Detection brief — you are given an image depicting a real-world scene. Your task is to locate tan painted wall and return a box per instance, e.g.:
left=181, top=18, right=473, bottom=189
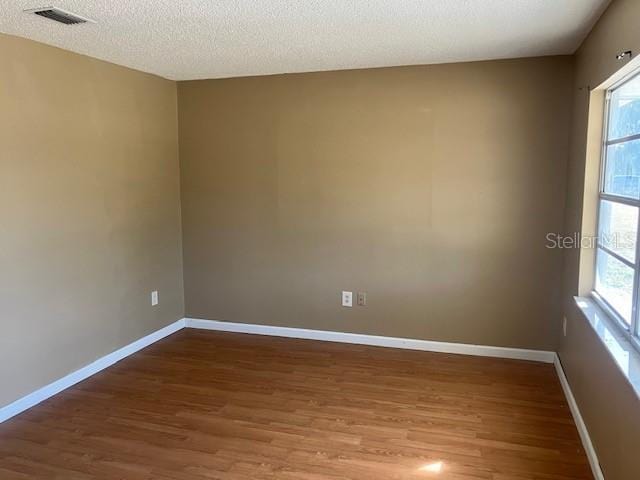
left=0, top=34, right=184, bottom=407
left=560, top=1, right=640, bottom=479
left=178, top=57, right=573, bottom=351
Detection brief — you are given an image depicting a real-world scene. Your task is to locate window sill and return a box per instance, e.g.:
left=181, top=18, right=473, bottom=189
left=574, top=296, right=640, bottom=397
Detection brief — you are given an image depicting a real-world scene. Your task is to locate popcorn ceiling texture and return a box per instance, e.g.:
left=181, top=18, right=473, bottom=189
left=0, top=0, right=609, bottom=80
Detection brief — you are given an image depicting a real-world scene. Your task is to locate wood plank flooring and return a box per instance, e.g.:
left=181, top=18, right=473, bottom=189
left=0, top=329, right=592, bottom=479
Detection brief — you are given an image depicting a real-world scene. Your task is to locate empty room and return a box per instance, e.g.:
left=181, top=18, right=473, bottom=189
left=1, top=1, right=639, bottom=479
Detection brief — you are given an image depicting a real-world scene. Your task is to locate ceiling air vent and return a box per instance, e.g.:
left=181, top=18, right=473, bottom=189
left=24, top=6, right=95, bottom=25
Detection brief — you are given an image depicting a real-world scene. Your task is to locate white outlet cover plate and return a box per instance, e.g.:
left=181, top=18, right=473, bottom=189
left=342, top=291, right=353, bottom=307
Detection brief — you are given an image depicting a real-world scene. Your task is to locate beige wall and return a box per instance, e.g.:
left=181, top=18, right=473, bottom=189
left=178, top=57, right=573, bottom=350
left=0, top=34, right=184, bottom=407
left=560, top=1, right=640, bottom=479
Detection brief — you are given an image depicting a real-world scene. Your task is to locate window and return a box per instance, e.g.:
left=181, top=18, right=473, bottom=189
left=594, top=71, right=640, bottom=345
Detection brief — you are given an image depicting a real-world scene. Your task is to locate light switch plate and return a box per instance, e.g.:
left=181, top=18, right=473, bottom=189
left=151, top=290, right=159, bottom=306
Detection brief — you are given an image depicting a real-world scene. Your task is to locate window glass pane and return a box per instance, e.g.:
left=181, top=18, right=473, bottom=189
left=595, top=249, right=634, bottom=325
left=608, top=74, right=640, bottom=140
left=598, top=200, right=638, bottom=262
left=603, top=139, right=640, bottom=198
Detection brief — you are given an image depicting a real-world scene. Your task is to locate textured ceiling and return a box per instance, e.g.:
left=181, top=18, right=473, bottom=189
left=0, top=1, right=609, bottom=81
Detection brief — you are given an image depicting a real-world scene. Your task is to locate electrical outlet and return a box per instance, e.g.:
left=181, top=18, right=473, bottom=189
left=563, top=316, right=567, bottom=337
left=151, top=290, right=159, bottom=306
left=357, top=292, right=366, bottom=306
left=342, top=291, right=353, bottom=307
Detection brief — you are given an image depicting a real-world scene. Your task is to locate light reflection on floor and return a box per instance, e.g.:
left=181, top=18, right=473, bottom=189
left=418, top=461, right=443, bottom=474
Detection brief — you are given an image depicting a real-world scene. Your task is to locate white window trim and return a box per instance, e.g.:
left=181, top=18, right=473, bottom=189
left=592, top=68, right=640, bottom=354
left=575, top=296, right=640, bottom=399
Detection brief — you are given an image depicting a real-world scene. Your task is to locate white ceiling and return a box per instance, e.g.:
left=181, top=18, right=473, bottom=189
left=0, top=0, right=610, bottom=81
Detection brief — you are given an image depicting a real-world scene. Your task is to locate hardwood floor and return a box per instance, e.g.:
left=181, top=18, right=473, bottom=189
left=0, top=329, right=592, bottom=479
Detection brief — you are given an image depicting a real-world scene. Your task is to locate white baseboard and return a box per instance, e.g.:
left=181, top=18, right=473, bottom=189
left=554, top=355, right=604, bottom=480
left=184, top=318, right=556, bottom=363
left=0, top=318, right=185, bottom=424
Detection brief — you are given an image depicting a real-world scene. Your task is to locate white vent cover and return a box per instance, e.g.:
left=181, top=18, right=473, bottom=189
left=24, top=6, right=95, bottom=25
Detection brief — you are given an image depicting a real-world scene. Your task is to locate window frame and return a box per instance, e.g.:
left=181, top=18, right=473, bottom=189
left=593, top=69, right=640, bottom=351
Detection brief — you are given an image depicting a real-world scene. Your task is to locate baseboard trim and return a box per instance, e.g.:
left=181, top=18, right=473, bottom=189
left=0, top=318, right=185, bottom=424
left=184, top=318, right=556, bottom=363
left=554, top=355, right=604, bottom=480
